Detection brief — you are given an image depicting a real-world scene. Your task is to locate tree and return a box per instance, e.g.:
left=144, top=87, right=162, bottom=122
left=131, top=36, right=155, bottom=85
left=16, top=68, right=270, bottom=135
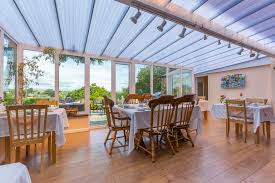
left=43, top=89, right=55, bottom=97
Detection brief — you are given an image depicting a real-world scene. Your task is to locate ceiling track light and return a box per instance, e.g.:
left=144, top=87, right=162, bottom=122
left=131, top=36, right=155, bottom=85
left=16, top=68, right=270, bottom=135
left=217, top=40, right=221, bottom=45
left=203, top=34, right=208, bottom=40
left=131, top=9, right=141, bottom=24
left=157, top=19, right=167, bottom=32
left=250, top=50, right=256, bottom=57
left=237, top=47, right=244, bottom=55
left=179, top=26, right=187, bottom=38
left=228, top=42, right=231, bottom=48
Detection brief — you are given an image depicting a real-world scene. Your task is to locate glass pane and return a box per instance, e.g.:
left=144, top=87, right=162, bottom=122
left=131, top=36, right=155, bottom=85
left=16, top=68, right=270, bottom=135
left=153, top=66, right=166, bottom=96
left=182, top=70, right=192, bottom=95
left=22, top=50, right=54, bottom=104
left=135, top=64, right=150, bottom=95
left=59, top=55, right=85, bottom=112
left=90, top=59, right=111, bottom=127
left=168, top=68, right=182, bottom=97
left=3, top=35, right=17, bottom=105
left=116, top=63, right=129, bottom=103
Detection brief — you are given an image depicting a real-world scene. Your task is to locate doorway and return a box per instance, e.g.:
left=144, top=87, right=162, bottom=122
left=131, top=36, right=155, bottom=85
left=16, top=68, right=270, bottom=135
left=196, top=76, right=208, bottom=100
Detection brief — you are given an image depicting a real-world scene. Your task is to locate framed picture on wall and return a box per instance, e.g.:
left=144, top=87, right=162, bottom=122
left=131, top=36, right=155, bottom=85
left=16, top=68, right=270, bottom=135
left=221, top=74, right=245, bottom=89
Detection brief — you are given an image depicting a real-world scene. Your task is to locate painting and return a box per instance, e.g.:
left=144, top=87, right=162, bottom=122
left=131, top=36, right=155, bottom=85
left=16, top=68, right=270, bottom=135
left=221, top=74, right=245, bottom=89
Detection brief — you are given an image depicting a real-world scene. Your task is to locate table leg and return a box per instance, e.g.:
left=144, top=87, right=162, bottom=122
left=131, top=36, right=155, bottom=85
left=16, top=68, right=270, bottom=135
left=203, top=111, right=207, bottom=120
left=266, top=121, right=271, bottom=139
left=4, top=137, right=11, bottom=163
left=52, top=131, right=56, bottom=164
left=255, top=127, right=260, bottom=144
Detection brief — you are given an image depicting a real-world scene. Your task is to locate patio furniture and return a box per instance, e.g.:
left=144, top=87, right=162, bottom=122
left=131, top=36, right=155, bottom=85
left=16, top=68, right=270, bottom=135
left=5, top=105, right=50, bottom=173
left=103, top=96, right=130, bottom=155
left=172, top=96, right=195, bottom=150
left=0, top=163, right=32, bottom=183
left=135, top=96, right=176, bottom=162
left=36, top=100, right=58, bottom=106
left=124, top=94, right=144, bottom=104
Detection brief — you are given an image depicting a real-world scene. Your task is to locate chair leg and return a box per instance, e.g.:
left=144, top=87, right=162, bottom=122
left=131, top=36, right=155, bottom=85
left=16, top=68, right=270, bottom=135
left=5, top=137, right=11, bottom=163
left=150, top=135, right=156, bottom=162
left=26, top=145, right=30, bottom=157
left=48, top=134, right=52, bottom=162
left=104, top=129, right=111, bottom=145
left=255, top=127, right=260, bottom=144
left=226, top=120, right=230, bottom=137
left=245, top=123, right=248, bottom=143
left=166, top=134, right=175, bottom=155
left=262, top=122, right=266, bottom=137
left=175, top=131, right=179, bottom=152
left=16, top=147, right=20, bottom=162
left=40, top=142, right=45, bottom=174
left=135, top=130, right=143, bottom=150
left=123, top=130, right=127, bottom=145
left=266, top=121, right=271, bottom=139
left=186, top=129, right=194, bottom=147
left=109, top=131, right=117, bottom=155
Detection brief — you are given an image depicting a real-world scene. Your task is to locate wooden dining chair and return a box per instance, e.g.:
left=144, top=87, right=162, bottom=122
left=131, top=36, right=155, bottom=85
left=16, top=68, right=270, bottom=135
left=103, top=96, right=130, bottom=155
left=135, top=96, right=176, bottom=162
left=124, top=94, right=144, bottom=104
left=225, top=99, right=254, bottom=143
left=5, top=105, right=51, bottom=173
left=245, top=98, right=268, bottom=105
left=172, top=96, right=195, bottom=150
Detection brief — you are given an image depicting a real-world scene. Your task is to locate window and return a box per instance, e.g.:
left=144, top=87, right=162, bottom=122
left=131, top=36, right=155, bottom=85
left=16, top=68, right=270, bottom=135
left=3, top=35, right=17, bottom=105
left=135, top=64, right=150, bottom=95
left=115, top=63, right=129, bottom=103
left=168, top=68, right=181, bottom=97
left=22, top=50, right=54, bottom=104
left=153, top=66, right=166, bottom=96
left=59, top=55, right=85, bottom=112
left=182, top=70, right=192, bottom=95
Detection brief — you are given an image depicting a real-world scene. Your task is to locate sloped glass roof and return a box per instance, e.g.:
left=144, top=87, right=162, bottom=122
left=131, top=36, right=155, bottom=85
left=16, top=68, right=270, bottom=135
left=0, top=0, right=273, bottom=73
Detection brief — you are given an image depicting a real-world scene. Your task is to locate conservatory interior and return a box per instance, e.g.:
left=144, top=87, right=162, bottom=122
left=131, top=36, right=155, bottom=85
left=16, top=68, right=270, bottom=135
left=1, top=0, right=275, bottom=183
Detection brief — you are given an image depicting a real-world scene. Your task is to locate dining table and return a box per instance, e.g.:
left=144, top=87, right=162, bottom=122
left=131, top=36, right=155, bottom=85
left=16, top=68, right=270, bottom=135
left=113, top=104, right=202, bottom=153
left=198, top=99, right=208, bottom=120
left=0, top=163, right=32, bottom=183
left=0, top=108, right=69, bottom=163
left=211, top=103, right=275, bottom=141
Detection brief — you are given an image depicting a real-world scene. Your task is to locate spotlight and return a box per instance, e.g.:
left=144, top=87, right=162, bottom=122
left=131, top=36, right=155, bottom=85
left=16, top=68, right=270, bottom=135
left=228, top=42, right=231, bottom=48
left=218, top=40, right=221, bottom=45
left=256, top=52, right=260, bottom=59
left=131, top=10, right=141, bottom=24
left=237, top=47, right=244, bottom=55
left=157, top=19, right=167, bottom=32
left=249, top=50, right=256, bottom=57
left=179, top=26, right=187, bottom=38
left=203, top=34, right=207, bottom=40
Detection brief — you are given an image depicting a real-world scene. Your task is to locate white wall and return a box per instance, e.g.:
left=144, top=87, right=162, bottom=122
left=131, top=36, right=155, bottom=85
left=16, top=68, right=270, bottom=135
left=207, top=65, right=272, bottom=109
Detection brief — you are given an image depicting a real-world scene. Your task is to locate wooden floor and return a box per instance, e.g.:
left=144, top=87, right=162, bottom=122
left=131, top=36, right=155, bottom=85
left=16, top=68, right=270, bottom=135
left=23, top=113, right=275, bottom=183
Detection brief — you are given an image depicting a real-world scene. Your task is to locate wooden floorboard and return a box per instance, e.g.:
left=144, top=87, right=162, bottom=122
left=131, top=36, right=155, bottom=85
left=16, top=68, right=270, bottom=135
left=17, top=113, right=275, bottom=183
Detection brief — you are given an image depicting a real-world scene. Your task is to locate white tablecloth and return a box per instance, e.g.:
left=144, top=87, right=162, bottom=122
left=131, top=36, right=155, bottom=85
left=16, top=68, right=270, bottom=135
left=0, top=108, right=69, bottom=147
left=0, top=163, right=32, bottom=183
left=114, top=105, right=202, bottom=153
left=211, top=103, right=275, bottom=133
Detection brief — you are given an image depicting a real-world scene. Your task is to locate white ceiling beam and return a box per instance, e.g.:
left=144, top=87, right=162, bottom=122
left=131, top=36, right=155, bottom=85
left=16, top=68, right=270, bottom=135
left=116, top=0, right=275, bottom=58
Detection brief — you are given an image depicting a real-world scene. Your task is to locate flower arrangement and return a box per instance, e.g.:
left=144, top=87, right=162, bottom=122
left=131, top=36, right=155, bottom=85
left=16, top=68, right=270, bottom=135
left=220, top=95, right=226, bottom=103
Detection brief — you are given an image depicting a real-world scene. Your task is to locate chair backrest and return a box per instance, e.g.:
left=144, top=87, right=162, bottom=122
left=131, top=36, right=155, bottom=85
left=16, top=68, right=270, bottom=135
left=142, top=93, right=154, bottom=100
left=125, top=94, right=144, bottom=104
left=246, top=98, right=267, bottom=105
left=148, top=96, right=175, bottom=132
left=6, top=105, right=48, bottom=145
left=173, top=96, right=195, bottom=127
left=225, top=99, right=247, bottom=123
left=103, top=96, right=116, bottom=128
left=36, top=100, right=58, bottom=106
